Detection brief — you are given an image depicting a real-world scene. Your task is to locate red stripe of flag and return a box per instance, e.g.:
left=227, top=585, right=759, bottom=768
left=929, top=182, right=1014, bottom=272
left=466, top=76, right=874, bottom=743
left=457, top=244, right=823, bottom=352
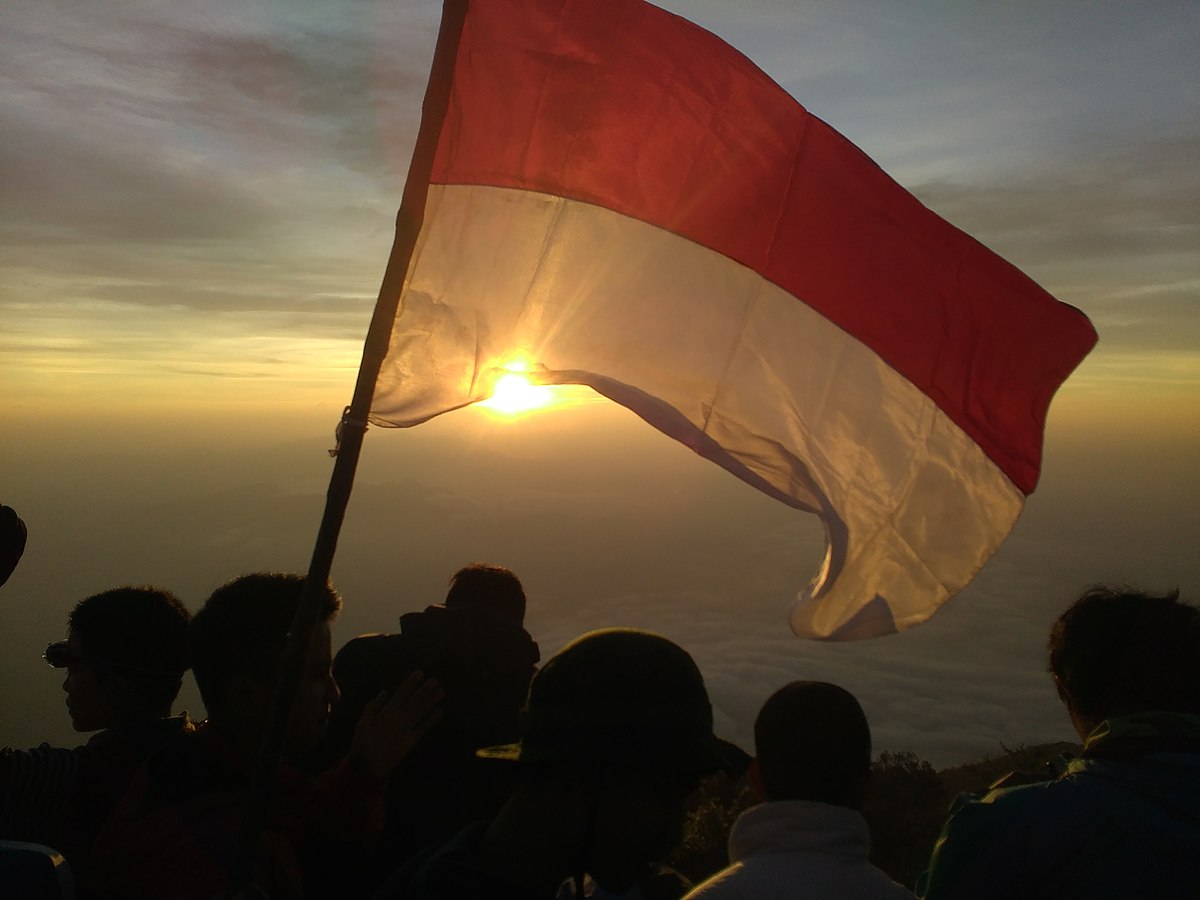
left=430, top=0, right=1097, bottom=494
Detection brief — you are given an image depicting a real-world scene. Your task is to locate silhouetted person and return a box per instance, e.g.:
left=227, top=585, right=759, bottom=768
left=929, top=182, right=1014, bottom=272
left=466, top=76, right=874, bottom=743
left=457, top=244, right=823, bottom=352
left=0, top=586, right=191, bottom=888
left=684, top=681, right=912, bottom=898
left=0, top=503, right=27, bottom=587
left=89, top=573, right=443, bottom=900
left=918, top=585, right=1200, bottom=899
left=316, top=563, right=539, bottom=878
left=375, top=627, right=737, bottom=899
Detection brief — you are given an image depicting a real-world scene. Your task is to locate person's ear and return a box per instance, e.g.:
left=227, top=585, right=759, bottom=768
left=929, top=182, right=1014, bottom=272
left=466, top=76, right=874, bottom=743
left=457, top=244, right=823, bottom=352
left=1064, top=699, right=1098, bottom=743
left=98, top=667, right=127, bottom=698
left=99, top=669, right=145, bottom=721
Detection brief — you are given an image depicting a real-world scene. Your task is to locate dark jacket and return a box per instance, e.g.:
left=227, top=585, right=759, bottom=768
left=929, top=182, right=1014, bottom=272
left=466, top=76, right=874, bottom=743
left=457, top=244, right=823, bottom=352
left=373, top=820, right=526, bottom=900
left=89, top=722, right=384, bottom=900
left=918, top=711, right=1200, bottom=899
left=0, top=714, right=191, bottom=885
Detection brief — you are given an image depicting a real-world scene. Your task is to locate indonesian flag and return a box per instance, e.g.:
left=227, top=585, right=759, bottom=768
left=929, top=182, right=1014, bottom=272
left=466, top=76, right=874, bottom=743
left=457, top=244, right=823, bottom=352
left=367, top=0, right=1097, bottom=639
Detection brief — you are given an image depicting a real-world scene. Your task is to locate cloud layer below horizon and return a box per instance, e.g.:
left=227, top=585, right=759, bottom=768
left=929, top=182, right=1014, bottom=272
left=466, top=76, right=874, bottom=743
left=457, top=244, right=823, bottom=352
left=2, top=401, right=1197, bottom=766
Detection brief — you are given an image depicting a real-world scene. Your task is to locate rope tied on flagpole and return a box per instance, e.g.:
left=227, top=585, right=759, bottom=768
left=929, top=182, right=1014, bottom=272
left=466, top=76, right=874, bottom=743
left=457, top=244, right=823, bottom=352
left=329, top=406, right=369, bottom=458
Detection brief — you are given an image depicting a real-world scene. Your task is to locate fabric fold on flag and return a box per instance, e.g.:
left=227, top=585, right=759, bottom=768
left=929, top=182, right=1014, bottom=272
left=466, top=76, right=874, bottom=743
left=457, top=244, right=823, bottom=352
left=369, top=0, right=1097, bottom=640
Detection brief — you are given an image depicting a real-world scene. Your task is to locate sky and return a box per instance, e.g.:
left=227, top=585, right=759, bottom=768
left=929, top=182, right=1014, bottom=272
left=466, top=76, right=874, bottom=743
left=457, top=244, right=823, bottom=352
left=1, top=0, right=1198, bottom=767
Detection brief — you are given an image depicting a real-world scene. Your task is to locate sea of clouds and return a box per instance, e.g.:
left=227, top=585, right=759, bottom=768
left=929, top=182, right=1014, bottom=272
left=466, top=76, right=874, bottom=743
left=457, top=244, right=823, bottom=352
left=4, top=401, right=1195, bottom=767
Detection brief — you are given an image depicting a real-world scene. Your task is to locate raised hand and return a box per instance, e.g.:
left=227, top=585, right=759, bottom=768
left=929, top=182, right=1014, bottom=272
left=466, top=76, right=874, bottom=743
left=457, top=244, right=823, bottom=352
left=348, top=670, right=444, bottom=783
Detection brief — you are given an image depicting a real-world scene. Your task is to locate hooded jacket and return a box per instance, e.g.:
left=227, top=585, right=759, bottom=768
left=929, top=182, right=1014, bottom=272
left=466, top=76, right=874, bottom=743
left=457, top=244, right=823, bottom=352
left=684, top=800, right=913, bottom=899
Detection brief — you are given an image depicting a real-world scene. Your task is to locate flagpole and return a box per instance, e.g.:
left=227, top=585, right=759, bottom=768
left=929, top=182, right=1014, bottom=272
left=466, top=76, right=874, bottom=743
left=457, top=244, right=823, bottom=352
left=230, top=0, right=470, bottom=889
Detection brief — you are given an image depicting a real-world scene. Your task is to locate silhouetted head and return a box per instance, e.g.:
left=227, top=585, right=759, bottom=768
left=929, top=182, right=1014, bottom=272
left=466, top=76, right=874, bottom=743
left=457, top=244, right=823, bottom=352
left=46, top=586, right=190, bottom=731
left=1048, top=584, right=1200, bottom=736
left=753, top=680, right=872, bottom=810
left=479, top=629, right=731, bottom=893
left=483, top=627, right=726, bottom=775
left=0, top=503, right=27, bottom=587
left=191, top=573, right=341, bottom=754
left=444, top=562, right=526, bottom=622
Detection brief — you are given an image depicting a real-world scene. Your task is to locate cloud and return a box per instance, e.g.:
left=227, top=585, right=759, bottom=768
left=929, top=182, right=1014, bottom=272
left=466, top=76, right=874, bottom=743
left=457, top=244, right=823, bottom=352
left=1, top=1, right=1196, bottom=767
left=0, top=1, right=430, bottom=261
left=913, top=134, right=1199, bottom=265
left=0, top=1, right=441, bottom=397
left=4, top=0, right=1197, bottom=408
left=906, top=132, right=1200, bottom=366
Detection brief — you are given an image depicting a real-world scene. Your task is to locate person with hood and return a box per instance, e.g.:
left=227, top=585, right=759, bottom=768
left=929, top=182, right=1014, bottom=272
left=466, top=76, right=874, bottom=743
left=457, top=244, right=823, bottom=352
left=684, top=680, right=912, bottom=898
left=918, top=585, right=1200, bottom=899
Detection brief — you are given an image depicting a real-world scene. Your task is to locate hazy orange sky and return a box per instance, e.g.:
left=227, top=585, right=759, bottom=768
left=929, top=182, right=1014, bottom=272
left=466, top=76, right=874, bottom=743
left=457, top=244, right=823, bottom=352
left=1, top=0, right=1197, bottom=763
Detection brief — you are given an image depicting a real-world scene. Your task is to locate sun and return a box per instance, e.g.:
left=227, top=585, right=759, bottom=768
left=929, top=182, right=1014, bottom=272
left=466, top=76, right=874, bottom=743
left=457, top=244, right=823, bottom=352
left=478, top=369, right=555, bottom=414
left=476, top=356, right=597, bottom=415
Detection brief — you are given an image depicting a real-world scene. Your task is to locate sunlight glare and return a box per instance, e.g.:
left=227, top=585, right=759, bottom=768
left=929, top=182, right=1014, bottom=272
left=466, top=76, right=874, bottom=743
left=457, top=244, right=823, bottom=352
left=479, top=370, right=554, bottom=414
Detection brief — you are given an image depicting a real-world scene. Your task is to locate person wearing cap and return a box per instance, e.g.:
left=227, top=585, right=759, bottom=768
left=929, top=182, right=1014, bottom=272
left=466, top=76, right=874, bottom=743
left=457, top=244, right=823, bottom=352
left=375, top=627, right=735, bottom=900
left=312, top=563, right=540, bottom=885
left=0, top=586, right=192, bottom=884
left=683, top=681, right=912, bottom=899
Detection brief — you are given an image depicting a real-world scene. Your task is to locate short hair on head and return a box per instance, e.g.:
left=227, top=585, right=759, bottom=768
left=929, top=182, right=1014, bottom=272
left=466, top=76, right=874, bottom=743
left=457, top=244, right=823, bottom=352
left=190, top=573, right=341, bottom=714
left=754, top=681, right=871, bottom=808
left=445, top=563, right=526, bottom=622
left=1048, top=584, right=1200, bottom=724
left=69, top=586, right=191, bottom=707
